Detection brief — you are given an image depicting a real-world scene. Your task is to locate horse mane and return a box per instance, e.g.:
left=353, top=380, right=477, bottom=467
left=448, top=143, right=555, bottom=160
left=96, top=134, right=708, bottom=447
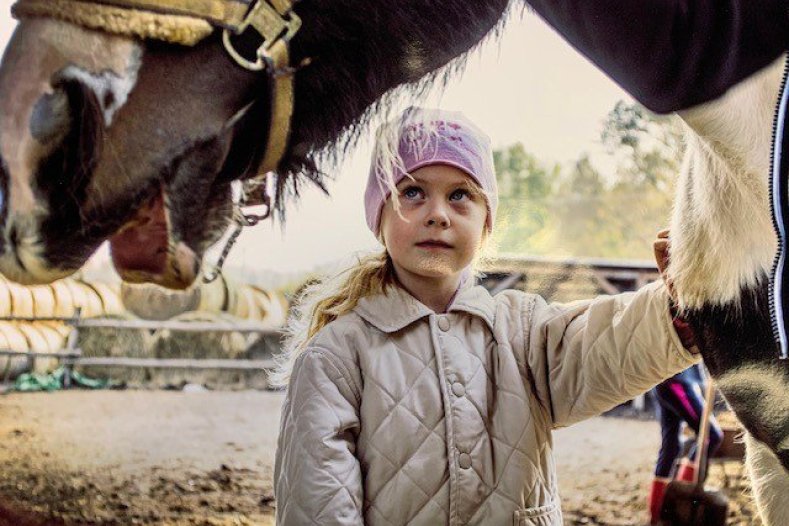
left=268, top=0, right=516, bottom=219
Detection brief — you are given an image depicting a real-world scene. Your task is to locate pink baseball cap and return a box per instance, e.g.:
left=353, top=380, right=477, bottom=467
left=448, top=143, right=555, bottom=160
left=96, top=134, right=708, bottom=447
left=364, top=107, right=498, bottom=235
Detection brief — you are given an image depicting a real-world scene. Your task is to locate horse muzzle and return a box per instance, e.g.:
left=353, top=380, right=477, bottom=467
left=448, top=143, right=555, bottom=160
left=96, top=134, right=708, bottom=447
left=109, top=187, right=201, bottom=290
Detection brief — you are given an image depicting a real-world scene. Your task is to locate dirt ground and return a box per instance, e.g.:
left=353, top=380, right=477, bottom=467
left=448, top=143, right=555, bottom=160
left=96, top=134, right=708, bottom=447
left=0, top=390, right=762, bottom=525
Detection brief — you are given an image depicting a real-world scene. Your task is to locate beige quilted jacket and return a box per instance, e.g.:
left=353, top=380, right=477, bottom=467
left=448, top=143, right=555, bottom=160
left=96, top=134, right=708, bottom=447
left=274, top=281, right=697, bottom=525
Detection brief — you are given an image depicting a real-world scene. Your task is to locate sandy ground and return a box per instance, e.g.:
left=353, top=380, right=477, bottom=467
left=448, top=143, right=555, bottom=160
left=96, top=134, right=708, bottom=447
left=0, top=390, right=761, bottom=525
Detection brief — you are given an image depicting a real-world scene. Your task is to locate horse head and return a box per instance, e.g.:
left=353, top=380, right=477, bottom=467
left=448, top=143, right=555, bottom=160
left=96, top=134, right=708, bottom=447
left=0, top=0, right=510, bottom=288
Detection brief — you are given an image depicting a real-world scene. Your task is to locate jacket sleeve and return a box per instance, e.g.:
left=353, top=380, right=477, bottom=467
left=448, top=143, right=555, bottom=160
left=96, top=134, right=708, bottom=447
left=274, top=347, right=364, bottom=525
left=527, top=0, right=789, bottom=113
left=524, top=281, right=699, bottom=428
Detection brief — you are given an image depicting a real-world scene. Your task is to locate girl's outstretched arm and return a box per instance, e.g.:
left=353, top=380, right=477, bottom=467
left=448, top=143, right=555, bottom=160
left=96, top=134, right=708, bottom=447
left=528, top=0, right=788, bottom=113
left=521, top=280, right=699, bottom=428
left=274, top=348, right=363, bottom=525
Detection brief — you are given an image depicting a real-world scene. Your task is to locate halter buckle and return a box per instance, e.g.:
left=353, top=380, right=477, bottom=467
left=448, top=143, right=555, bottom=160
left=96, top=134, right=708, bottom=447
left=222, top=0, right=301, bottom=71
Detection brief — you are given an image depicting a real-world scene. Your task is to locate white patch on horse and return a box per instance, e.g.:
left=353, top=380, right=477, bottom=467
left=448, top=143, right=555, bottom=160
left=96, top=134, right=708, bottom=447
left=671, top=59, right=784, bottom=308
left=60, top=47, right=142, bottom=127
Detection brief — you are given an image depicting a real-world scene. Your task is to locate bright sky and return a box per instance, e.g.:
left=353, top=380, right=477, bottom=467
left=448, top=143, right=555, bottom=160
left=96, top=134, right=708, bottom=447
left=0, top=8, right=632, bottom=277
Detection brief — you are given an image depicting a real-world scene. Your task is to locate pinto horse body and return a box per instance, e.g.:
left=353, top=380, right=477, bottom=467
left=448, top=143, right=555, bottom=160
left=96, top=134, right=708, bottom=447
left=673, top=58, right=789, bottom=525
left=0, top=1, right=788, bottom=523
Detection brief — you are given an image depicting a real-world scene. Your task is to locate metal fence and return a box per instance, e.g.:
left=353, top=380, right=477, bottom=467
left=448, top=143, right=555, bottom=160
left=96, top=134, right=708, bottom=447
left=0, top=309, right=281, bottom=389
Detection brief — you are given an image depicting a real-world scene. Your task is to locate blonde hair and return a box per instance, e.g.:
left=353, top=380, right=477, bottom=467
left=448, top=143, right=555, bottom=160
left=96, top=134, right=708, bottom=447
left=269, top=251, right=397, bottom=387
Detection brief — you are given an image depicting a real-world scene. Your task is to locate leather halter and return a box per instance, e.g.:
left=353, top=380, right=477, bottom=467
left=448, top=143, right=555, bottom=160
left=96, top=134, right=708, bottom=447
left=11, top=0, right=301, bottom=177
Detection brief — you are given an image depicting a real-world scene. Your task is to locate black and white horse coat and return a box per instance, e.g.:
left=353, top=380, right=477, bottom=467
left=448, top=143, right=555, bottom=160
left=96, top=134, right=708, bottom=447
left=673, top=58, right=789, bottom=525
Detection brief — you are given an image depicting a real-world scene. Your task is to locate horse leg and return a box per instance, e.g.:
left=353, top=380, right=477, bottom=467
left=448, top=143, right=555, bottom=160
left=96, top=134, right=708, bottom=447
left=744, top=433, right=789, bottom=526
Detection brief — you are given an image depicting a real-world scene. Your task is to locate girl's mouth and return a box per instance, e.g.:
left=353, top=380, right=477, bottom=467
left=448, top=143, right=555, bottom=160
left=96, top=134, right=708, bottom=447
left=415, top=241, right=453, bottom=249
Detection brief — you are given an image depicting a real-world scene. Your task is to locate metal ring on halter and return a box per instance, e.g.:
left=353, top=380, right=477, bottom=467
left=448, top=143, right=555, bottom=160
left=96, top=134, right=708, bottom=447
left=222, top=0, right=302, bottom=72
left=202, top=198, right=272, bottom=283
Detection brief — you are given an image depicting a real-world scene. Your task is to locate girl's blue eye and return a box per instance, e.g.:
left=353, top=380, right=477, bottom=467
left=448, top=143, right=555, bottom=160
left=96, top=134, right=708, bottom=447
left=402, top=186, right=423, bottom=199
left=450, top=189, right=470, bottom=201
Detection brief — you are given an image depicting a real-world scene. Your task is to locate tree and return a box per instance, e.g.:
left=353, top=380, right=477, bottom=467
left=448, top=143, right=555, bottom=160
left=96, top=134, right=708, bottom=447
left=493, top=144, right=561, bottom=255
left=493, top=100, right=683, bottom=260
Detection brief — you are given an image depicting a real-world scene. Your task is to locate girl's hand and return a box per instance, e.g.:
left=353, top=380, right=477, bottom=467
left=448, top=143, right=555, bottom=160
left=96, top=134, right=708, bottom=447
left=653, top=229, right=675, bottom=299
left=655, top=229, right=700, bottom=353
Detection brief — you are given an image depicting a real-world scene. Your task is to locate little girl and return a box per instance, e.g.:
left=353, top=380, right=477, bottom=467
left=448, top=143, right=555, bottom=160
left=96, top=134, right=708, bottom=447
left=273, top=107, right=698, bottom=525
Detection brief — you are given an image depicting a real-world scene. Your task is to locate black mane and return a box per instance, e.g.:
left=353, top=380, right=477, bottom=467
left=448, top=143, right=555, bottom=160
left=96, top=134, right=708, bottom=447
left=271, top=0, right=514, bottom=217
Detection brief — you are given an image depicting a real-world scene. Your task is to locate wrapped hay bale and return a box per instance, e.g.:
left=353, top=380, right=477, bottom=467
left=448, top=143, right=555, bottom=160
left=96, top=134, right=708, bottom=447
left=121, top=282, right=200, bottom=320
left=0, top=321, right=31, bottom=379
left=231, top=285, right=261, bottom=320
left=29, top=285, right=57, bottom=318
left=16, top=323, right=57, bottom=373
left=70, top=281, right=105, bottom=318
left=197, top=273, right=231, bottom=312
left=90, top=282, right=124, bottom=316
left=150, top=311, right=257, bottom=387
left=74, top=315, right=154, bottom=384
left=8, top=282, right=34, bottom=318
left=50, top=280, right=76, bottom=317
left=0, top=278, right=11, bottom=317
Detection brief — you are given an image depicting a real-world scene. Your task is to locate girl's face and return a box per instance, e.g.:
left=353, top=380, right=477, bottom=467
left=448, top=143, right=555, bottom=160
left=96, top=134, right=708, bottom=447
left=380, top=164, right=488, bottom=283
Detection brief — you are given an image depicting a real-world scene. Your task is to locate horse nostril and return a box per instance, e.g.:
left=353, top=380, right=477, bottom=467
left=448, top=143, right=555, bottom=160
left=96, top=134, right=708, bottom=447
left=9, top=224, right=19, bottom=248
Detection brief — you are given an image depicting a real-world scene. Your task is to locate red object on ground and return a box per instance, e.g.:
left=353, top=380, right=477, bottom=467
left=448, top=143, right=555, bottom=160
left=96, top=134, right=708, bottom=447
left=676, top=460, right=697, bottom=483
left=648, top=478, right=670, bottom=525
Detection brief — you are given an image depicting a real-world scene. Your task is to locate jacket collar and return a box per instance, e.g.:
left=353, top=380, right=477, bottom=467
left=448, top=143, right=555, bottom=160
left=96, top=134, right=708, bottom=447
left=354, top=284, right=496, bottom=333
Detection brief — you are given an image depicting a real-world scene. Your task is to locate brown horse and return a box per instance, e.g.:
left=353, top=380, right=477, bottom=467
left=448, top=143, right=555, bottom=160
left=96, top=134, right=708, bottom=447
left=0, top=0, right=510, bottom=289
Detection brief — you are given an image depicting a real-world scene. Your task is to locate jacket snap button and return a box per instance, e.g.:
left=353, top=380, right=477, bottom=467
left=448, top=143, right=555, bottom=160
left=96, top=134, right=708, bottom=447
left=452, top=382, right=465, bottom=397
left=437, top=316, right=450, bottom=332
left=458, top=452, right=472, bottom=469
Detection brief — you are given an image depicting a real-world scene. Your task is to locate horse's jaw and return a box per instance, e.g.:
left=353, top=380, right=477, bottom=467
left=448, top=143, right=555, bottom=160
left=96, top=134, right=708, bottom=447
left=109, top=186, right=199, bottom=290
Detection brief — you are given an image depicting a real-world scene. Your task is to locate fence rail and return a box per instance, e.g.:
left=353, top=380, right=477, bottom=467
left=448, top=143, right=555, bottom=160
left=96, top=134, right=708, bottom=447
left=0, top=312, right=283, bottom=389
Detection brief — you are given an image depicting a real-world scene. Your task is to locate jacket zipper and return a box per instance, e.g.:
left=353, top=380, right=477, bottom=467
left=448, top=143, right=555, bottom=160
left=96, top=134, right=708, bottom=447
left=769, top=57, right=789, bottom=359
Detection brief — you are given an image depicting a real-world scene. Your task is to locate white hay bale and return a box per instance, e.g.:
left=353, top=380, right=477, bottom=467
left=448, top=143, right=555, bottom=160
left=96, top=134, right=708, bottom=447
left=50, top=280, right=75, bottom=317
left=64, top=279, right=89, bottom=317
left=16, top=323, right=56, bottom=373
left=0, top=278, right=12, bottom=317
left=0, top=322, right=30, bottom=379
left=232, top=286, right=261, bottom=320
left=121, top=282, right=200, bottom=320
left=197, top=273, right=230, bottom=312
left=30, top=285, right=57, bottom=318
left=90, top=282, right=124, bottom=316
left=8, top=282, right=34, bottom=318
left=70, top=281, right=105, bottom=318
left=36, top=320, right=72, bottom=338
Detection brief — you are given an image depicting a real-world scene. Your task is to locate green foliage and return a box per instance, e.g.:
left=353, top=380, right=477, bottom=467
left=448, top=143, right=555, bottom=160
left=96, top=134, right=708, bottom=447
left=494, top=101, right=683, bottom=260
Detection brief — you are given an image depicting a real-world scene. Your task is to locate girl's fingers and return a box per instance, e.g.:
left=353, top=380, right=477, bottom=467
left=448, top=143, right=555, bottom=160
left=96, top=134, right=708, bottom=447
left=657, top=229, right=670, bottom=239
left=653, top=239, right=670, bottom=273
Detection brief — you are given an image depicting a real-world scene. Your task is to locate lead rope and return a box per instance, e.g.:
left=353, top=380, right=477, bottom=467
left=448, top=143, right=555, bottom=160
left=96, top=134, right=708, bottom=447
left=202, top=178, right=273, bottom=283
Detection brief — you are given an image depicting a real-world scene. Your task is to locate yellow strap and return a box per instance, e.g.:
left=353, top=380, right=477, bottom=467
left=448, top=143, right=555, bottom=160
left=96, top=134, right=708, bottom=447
left=62, top=0, right=250, bottom=28
left=12, top=0, right=215, bottom=45
left=257, top=39, right=294, bottom=174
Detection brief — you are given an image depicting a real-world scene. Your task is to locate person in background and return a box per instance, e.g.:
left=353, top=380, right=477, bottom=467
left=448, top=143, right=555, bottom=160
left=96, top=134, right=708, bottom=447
left=648, top=364, right=724, bottom=524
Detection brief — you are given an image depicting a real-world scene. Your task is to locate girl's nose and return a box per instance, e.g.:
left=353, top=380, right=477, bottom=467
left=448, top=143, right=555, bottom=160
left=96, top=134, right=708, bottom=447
left=425, top=202, right=450, bottom=228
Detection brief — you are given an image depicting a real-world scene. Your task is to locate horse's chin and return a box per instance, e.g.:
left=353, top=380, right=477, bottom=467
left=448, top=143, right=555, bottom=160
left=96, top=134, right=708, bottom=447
left=109, top=186, right=200, bottom=290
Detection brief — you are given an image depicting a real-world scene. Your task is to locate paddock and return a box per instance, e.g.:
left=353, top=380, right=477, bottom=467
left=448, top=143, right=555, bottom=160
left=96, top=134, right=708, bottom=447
left=0, top=390, right=760, bottom=526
